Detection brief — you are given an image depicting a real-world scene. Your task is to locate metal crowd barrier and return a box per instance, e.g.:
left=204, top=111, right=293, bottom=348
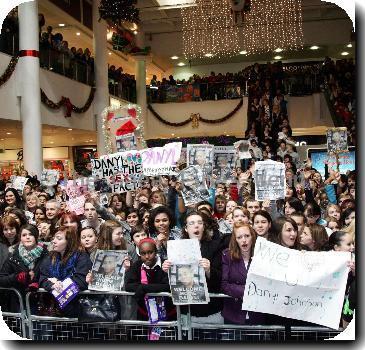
left=0, top=288, right=345, bottom=341
left=0, top=287, right=27, bottom=338
left=25, top=289, right=181, bottom=341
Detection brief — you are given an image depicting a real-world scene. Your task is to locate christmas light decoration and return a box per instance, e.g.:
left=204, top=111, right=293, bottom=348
left=239, top=0, right=304, bottom=55
left=182, top=0, right=240, bottom=59
left=99, top=0, right=139, bottom=26
left=181, top=0, right=303, bottom=58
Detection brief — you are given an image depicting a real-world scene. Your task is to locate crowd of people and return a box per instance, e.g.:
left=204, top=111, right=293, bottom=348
left=0, top=132, right=356, bottom=337
left=108, top=65, right=137, bottom=103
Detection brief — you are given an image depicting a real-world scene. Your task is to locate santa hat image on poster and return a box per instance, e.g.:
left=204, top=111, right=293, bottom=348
left=115, top=120, right=137, bottom=152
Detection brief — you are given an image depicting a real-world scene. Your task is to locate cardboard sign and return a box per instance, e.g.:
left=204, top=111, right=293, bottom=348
left=242, top=237, right=350, bottom=329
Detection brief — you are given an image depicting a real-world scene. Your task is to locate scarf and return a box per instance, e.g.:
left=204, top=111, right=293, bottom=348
left=18, top=243, right=44, bottom=269
left=49, top=252, right=79, bottom=281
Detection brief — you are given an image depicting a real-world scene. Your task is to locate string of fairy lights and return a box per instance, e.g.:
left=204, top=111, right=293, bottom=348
left=181, top=0, right=304, bottom=59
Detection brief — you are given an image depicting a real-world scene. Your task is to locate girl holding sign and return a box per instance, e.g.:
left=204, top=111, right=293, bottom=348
left=162, top=210, right=224, bottom=324
left=221, top=223, right=266, bottom=325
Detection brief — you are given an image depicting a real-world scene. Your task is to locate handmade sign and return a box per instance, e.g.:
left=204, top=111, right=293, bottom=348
left=101, top=103, right=146, bottom=154
left=254, top=160, right=285, bottom=201
left=141, top=142, right=182, bottom=176
left=106, top=173, right=142, bottom=194
left=11, top=176, right=28, bottom=192
left=234, top=140, right=251, bottom=159
left=89, top=250, right=128, bottom=292
left=41, top=169, right=59, bottom=187
left=167, top=239, right=209, bottom=305
left=326, top=127, right=348, bottom=154
left=212, top=146, right=236, bottom=183
left=67, top=195, right=86, bottom=215
left=91, top=150, right=143, bottom=178
left=177, top=165, right=210, bottom=207
left=187, top=144, right=214, bottom=177
left=51, top=277, right=80, bottom=309
left=242, top=237, right=350, bottom=329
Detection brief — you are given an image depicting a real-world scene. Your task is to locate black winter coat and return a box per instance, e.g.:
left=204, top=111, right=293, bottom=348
left=125, top=259, right=176, bottom=321
left=0, top=243, right=48, bottom=312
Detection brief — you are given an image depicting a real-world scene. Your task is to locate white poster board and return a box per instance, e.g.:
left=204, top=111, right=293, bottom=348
left=242, top=237, right=350, bottom=329
left=141, top=142, right=182, bottom=176
left=167, top=239, right=210, bottom=305
left=254, top=160, right=285, bottom=201
left=11, top=176, right=28, bottom=192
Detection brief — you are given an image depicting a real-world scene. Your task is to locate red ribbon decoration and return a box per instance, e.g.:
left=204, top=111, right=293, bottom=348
left=19, top=50, right=40, bottom=58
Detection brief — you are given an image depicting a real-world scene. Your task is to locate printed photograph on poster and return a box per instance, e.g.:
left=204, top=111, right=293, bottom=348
left=177, top=147, right=187, bottom=169
left=177, top=165, right=210, bottom=207
left=234, top=140, right=251, bottom=159
left=11, top=176, right=28, bottom=193
left=169, top=264, right=210, bottom=305
left=218, top=218, right=232, bottom=236
left=41, top=169, right=59, bottom=187
left=326, top=127, right=348, bottom=154
left=212, top=146, right=236, bottom=183
left=115, top=132, right=137, bottom=152
left=254, top=160, right=285, bottom=201
left=186, top=144, right=214, bottom=176
left=89, top=250, right=128, bottom=292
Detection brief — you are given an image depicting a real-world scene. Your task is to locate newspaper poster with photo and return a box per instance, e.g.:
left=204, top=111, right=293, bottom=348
left=11, top=176, right=28, bottom=192
left=115, top=132, right=137, bottom=152
left=234, top=140, right=252, bottom=159
left=326, top=127, right=348, bottom=154
left=242, top=237, right=351, bottom=329
left=218, top=218, right=232, bottom=237
left=41, top=169, right=59, bottom=187
left=141, top=142, right=182, bottom=176
left=177, top=147, right=187, bottom=169
left=177, top=165, right=210, bottom=207
left=167, top=239, right=210, bottom=305
left=254, top=160, right=285, bottom=201
left=89, top=250, right=128, bottom=291
left=213, top=146, right=236, bottom=183
left=187, top=144, right=214, bottom=177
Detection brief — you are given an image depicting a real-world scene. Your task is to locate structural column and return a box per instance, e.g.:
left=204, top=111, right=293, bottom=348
left=134, top=25, right=149, bottom=137
left=92, top=0, right=109, bottom=156
left=18, top=0, right=43, bottom=178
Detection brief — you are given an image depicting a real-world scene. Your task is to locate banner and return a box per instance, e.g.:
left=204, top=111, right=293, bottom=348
left=91, top=150, right=143, bottom=178
left=167, top=240, right=210, bottom=305
left=254, top=160, right=285, bottom=201
left=242, top=237, right=350, bottom=329
left=89, top=250, right=129, bottom=292
left=177, top=165, right=210, bottom=207
left=212, top=146, right=236, bottom=183
left=141, top=142, right=182, bottom=176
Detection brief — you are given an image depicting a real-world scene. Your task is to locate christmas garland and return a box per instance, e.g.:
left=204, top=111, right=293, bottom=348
left=147, top=98, right=244, bottom=127
left=41, top=87, right=96, bottom=118
left=0, top=56, right=19, bottom=88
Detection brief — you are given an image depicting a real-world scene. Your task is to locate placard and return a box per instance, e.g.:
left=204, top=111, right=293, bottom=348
left=89, top=250, right=128, bottom=292
left=41, top=169, right=59, bottom=187
left=141, top=142, right=182, bottom=176
left=187, top=144, right=214, bottom=177
left=254, top=160, right=285, bottom=201
left=242, top=237, right=350, bottom=329
left=326, top=127, right=348, bottom=154
left=212, top=146, right=236, bottom=183
left=11, top=176, right=28, bottom=192
left=177, top=165, right=210, bottom=206
left=167, top=240, right=209, bottom=305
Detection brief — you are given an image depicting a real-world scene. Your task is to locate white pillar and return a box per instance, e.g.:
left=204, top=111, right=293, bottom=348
left=18, top=0, right=43, bottom=178
left=93, top=0, right=109, bottom=156
left=135, top=56, right=148, bottom=131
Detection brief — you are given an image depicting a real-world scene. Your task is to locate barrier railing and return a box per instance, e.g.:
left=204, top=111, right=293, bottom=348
left=0, top=287, right=27, bottom=338
left=25, top=289, right=180, bottom=341
left=0, top=288, right=345, bottom=341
